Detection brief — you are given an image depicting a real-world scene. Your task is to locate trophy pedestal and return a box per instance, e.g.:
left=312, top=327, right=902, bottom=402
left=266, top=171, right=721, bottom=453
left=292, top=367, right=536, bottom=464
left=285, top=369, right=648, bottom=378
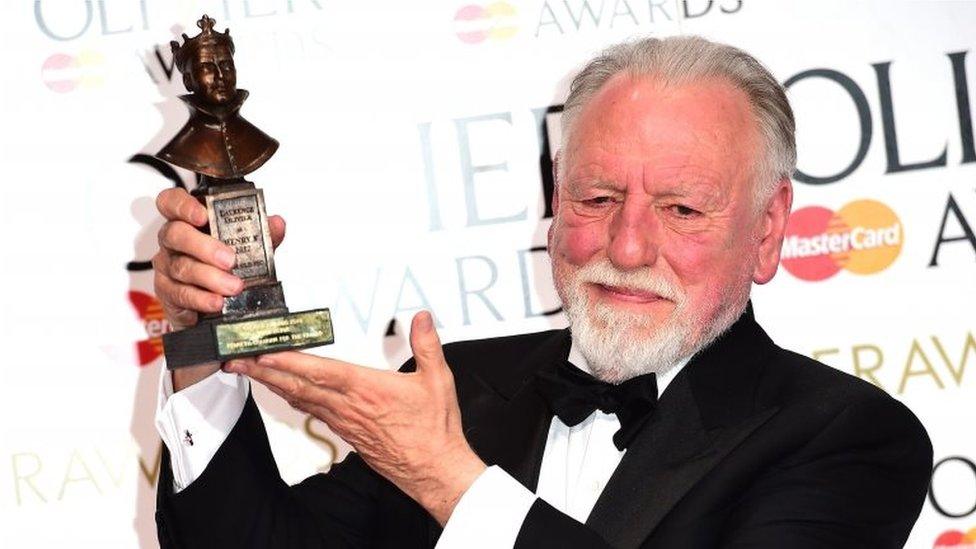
left=162, top=307, right=333, bottom=369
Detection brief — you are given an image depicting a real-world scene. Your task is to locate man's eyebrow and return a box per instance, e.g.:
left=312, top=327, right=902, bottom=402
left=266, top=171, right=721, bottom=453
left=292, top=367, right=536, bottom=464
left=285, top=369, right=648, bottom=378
left=591, top=179, right=624, bottom=190
left=566, top=178, right=623, bottom=193
left=653, top=183, right=728, bottom=210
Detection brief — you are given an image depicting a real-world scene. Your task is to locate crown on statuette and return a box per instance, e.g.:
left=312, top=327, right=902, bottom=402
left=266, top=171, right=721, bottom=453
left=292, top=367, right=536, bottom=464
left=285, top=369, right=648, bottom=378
left=169, top=14, right=235, bottom=74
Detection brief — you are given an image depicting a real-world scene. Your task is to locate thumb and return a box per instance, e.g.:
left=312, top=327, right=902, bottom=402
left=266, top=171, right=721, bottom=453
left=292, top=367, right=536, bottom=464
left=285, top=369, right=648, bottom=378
left=409, top=311, right=447, bottom=375
left=269, top=215, right=286, bottom=250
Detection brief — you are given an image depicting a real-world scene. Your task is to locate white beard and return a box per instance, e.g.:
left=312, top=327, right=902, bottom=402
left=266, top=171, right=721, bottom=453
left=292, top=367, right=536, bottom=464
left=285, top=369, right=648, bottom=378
left=556, top=258, right=750, bottom=384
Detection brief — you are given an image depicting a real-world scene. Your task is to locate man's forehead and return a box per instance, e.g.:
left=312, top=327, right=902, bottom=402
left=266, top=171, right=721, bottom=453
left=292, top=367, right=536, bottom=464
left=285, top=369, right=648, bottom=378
left=577, top=74, right=753, bottom=141
left=563, top=73, right=759, bottom=186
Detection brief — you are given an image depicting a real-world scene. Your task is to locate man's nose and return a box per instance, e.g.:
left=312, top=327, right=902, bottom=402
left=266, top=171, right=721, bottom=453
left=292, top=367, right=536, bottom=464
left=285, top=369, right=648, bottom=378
left=607, top=197, right=660, bottom=271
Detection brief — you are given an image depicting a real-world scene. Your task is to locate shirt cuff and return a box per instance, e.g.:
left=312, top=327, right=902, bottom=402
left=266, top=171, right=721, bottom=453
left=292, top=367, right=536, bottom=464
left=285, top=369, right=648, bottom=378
left=154, top=366, right=249, bottom=493
left=435, top=465, right=537, bottom=549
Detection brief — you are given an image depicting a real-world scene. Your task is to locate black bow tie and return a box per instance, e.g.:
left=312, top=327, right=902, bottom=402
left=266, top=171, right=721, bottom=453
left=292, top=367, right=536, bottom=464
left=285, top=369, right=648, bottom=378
left=536, top=360, right=658, bottom=451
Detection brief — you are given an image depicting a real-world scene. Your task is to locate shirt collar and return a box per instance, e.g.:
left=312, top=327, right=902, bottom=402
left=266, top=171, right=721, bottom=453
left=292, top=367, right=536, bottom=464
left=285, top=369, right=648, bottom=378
left=567, top=338, right=690, bottom=397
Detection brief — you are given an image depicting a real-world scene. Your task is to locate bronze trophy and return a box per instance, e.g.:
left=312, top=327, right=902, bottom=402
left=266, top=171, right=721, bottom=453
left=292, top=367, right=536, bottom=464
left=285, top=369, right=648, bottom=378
left=157, top=15, right=333, bottom=369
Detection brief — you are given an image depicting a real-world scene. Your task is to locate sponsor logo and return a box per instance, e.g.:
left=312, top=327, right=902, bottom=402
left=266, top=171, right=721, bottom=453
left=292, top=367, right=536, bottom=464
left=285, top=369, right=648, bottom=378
left=934, top=527, right=976, bottom=548
left=41, top=51, right=105, bottom=93
left=454, top=2, right=518, bottom=44
left=129, top=290, right=172, bottom=366
left=781, top=199, right=903, bottom=281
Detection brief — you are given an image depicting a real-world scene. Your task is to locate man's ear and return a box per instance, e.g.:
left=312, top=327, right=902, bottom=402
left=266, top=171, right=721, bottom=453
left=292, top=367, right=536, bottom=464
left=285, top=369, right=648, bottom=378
left=183, top=73, right=192, bottom=91
left=551, top=151, right=562, bottom=217
left=547, top=152, right=562, bottom=251
left=753, top=177, right=793, bottom=285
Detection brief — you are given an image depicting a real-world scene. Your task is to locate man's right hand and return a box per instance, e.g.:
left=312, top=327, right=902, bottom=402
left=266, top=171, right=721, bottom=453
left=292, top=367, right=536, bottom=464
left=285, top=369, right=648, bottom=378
left=152, top=187, right=286, bottom=391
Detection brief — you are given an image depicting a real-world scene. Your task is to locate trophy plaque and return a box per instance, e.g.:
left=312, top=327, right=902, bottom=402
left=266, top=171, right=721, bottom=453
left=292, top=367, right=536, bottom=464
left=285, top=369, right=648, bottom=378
left=156, top=15, right=333, bottom=369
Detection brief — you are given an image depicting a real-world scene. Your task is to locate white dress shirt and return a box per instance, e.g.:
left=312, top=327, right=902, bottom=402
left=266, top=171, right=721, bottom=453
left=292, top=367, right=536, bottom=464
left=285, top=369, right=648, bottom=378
left=155, top=341, right=688, bottom=547
left=435, top=345, right=686, bottom=547
left=155, top=367, right=250, bottom=492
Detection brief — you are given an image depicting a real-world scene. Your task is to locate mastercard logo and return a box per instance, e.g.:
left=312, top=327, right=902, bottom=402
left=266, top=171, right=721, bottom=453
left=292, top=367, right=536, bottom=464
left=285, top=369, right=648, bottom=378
left=780, top=199, right=903, bottom=282
left=454, top=2, right=518, bottom=44
left=41, top=51, right=105, bottom=93
left=934, top=527, right=976, bottom=548
left=129, top=290, right=173, bottom=366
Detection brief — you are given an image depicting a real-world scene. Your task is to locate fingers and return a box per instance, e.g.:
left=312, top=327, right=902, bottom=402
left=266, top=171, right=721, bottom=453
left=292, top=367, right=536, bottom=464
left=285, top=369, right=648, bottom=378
left=221, top=357, right=256, bottom=374
left=263, top=380, right=337, bottom=422
left=154, top=250, right=243, bottom=296
left=159, top=220, right=237, bottom=271
left=226, top=357, right=305, bottom=394
left=154, top=268, right=225, bottom=314
left=157, top=188, right=284, bottom=257
left=226, top=358, right=313, bottom=408
left=154, top=188, right=288, bottom=333
left=156, top=188, right=208, bottom=226
left=233, top=358, right=354, bottom=444
left=255, top=352, right=356, bottom=392
left=152, top=222, right=237, bottom=327
left=269, top=215, right=286, bottom=250
left=409, top=311, right=448, bottom=376
left=225, top=357, right=344, bottom=407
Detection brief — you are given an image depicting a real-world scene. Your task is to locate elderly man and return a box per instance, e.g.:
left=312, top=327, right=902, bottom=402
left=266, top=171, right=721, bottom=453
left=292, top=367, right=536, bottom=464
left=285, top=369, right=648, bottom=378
left=152, top=36, right=932, bottom=548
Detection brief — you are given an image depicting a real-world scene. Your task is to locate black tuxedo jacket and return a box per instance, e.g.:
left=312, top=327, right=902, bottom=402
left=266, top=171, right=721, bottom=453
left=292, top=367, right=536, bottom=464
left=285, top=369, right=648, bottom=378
left=156, top=306, right=932, bottom=548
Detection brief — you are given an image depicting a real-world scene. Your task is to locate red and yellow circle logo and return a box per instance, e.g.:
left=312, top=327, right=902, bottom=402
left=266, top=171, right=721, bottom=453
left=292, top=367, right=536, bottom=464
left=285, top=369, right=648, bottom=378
left=454, top=2, right=518, bottom=44
left=934, top=527, right=976, bottom=548
left=781, top=199, right=903, bottom=281
left=41, top=51, right=105, bottom=93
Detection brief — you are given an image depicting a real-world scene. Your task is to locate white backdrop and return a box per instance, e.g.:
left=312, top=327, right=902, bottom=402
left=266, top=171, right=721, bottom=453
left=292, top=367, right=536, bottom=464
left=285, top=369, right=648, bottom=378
left=1, top=1, right=974, bottom=547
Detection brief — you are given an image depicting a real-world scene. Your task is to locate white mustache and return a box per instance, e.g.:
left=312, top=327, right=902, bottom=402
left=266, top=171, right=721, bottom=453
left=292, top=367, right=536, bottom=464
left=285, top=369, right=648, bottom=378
left=574, top=260, right=684, bottom=303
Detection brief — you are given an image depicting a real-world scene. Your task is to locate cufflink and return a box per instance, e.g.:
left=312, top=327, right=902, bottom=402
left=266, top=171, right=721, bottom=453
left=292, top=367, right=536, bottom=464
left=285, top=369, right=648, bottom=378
left=183, top=430, right=194, bottom=447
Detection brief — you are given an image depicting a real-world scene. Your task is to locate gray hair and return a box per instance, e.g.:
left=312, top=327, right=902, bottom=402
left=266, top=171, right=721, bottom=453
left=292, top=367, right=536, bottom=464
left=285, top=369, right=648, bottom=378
left=559, top=35, right=796, bottom=207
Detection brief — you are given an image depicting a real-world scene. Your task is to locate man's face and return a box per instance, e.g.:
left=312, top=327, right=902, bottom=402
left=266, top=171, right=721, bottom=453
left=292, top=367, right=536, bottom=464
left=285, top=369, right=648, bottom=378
left=549, top=73, right=791, bottom=382
left=186, top=45, right=237, bottom=105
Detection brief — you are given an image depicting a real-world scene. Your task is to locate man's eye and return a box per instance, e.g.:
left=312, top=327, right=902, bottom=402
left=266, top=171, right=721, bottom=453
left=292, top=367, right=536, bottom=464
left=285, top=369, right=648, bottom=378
left=669, top=204, right=701, bottom=218
left=583, top=196, right=613, bottom=206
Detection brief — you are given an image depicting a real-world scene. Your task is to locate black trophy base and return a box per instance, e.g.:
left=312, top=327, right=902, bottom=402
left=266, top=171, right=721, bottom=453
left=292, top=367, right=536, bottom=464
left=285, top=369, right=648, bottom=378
left=162, top=308, right=334, bottom=369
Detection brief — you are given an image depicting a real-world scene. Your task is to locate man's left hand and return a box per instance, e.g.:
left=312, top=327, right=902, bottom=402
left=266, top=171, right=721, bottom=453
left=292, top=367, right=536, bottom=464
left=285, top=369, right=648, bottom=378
left=223, top=311, right=486, bottom=526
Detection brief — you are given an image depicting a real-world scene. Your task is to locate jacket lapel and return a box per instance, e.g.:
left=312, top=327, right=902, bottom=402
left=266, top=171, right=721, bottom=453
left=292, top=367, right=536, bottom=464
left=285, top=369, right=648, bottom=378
left=464, top=329, right=571, bottom=491
left=586, top=304, right=780, bottom=548
left=428, top=329, right=571, bottom=546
